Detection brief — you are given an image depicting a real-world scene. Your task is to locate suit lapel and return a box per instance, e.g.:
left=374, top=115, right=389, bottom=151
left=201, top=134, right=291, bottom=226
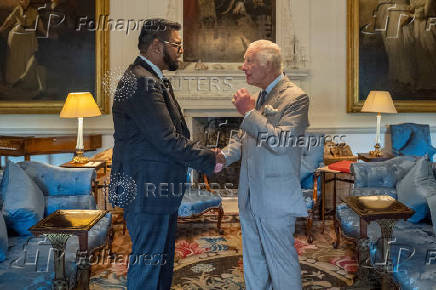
left=134, top=57, right=190, bottom=139
left=162, top=81, right=190, bottom=138
left=258, top=77, right=292, bottom=113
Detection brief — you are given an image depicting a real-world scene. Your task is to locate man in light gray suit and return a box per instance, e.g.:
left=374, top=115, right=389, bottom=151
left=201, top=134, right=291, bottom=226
left=217, top=40, right=309, bottom=289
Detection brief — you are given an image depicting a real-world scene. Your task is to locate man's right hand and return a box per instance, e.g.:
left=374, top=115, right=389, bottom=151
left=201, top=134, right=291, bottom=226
left=212, top=148, right=226, bottom=173
left=232, top=88, right=255, bottom=116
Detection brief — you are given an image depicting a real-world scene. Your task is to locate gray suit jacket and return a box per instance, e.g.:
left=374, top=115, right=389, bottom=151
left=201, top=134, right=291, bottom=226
left=223, top=76, right=309, bottom=218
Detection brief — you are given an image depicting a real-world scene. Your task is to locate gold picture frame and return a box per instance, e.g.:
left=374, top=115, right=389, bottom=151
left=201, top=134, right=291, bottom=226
left=0, top=0, right=109, bottom=114
left=347, top=0, right=436, bottom=112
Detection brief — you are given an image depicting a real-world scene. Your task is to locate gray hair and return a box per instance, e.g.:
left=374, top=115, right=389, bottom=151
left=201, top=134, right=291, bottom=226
left=247, top=40, right=283, bottom=72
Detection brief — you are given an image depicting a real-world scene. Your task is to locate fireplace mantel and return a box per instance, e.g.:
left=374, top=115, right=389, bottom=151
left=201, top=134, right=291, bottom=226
left=167, top=69, right=311, bottom=132
left=167, top=69, right=311, bottom=111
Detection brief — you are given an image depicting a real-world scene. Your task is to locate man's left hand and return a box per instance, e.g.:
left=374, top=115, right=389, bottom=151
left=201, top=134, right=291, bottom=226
left=232, top=88, right=255, bottom=116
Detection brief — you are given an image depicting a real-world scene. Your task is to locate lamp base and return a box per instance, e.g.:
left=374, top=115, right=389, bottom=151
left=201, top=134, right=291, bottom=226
left=369, top=143, right=383, bottom=157
left=71, top=150, right=89, bottom=163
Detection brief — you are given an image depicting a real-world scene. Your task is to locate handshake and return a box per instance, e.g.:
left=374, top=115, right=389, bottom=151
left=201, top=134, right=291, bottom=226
left=212, top=148, right=226, bottom=173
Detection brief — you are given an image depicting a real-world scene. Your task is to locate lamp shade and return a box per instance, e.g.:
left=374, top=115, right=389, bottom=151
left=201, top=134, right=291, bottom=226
left=60, top=92, right=101, bottom=118
left=361, top=91, right=397, bottom=113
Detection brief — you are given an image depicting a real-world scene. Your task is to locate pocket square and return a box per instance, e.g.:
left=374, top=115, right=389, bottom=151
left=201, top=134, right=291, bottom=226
left=263, top=105, right=279, bottom=116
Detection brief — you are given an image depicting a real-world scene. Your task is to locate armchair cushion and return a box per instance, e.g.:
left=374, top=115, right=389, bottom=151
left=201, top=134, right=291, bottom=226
left=390, top=125, right=413, bottom=155
left=402, top=139, right=436, bottom=161
left=0, top=161, right=44, bottom=236
left=391, top=123, right=436, bottom=161
left=44, top=195, right=97, bottom=216
left=17, top=161, right=95, bottom=196
left=397, top=157, right=436, bottom=223
left=0, top=214, right=7, bottom=262
left=351, top=156, right=416, bottom=188
left=352, top=162, right=395, bottom=188
left=178, top=189, right=222, bottom=217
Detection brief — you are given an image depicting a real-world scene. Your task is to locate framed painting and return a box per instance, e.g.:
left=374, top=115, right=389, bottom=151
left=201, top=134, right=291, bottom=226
left=183, top=0, right=276, bottom=63
left=347, top=0, right=436, bottom=112
left=0, top=0, right=109, bottom=114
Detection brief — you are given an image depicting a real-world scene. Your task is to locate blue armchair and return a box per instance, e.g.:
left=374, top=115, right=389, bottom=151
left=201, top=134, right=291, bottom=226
left=335, top=156, right=416, bottom=243
left=390, top=123, right=436, bottom=161
left=178, top=171, right=224, bottom=233
left=0, top=161, right=112, bottom=289
left=335, top=156, right=436, bottom=289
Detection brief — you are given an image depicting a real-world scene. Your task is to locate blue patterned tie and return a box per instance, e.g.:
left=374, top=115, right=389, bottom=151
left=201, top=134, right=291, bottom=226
left=256, top=90, right=267, bottom=110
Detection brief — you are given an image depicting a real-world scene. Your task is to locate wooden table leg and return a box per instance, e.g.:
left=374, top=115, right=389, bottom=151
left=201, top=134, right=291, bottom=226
left=333, top=174, right=341, bottom=248
left=44, top=233, right=72, bottom=290
left=321, top=171, right=326, bottom=233
left=375, top=219, right=396, bottom=272
left=76, top=232, right=90, bottom=290
left=352, top=218, right=383, bottom=288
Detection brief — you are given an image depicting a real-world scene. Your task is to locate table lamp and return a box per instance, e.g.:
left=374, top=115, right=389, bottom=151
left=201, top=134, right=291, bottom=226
left=60, top=92, right=101, bottom=163
left=361, top=91, right=397, bottom=157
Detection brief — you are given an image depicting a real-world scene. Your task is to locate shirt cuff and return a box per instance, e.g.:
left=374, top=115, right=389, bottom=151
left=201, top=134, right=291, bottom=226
left=244, top=109, right=254, bottom=118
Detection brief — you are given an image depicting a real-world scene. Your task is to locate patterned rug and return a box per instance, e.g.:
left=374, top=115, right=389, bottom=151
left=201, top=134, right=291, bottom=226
left=90, top=213, right=357, bottom=289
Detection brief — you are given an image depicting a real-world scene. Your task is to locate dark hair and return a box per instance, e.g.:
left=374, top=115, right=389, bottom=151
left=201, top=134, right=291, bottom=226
left=138, top=18, right=181, bottom=52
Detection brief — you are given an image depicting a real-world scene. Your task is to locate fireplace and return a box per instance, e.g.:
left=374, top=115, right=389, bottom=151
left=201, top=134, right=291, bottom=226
left=162, top=0, right=311, bottom=197
left=192, top=117, right=243, bottom=197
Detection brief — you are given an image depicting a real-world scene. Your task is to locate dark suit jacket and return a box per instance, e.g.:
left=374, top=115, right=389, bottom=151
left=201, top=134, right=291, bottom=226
left=111, top=57, right=215, bottom=214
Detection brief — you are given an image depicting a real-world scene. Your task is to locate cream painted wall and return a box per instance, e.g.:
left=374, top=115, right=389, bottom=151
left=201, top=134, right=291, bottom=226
left=308, top=0, right=436, bottom=129
left=0, top=0, right=435, bottom=162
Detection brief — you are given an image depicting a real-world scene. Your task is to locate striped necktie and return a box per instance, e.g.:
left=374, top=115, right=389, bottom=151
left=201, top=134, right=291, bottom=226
left=255, top=90, right=267, bottom=110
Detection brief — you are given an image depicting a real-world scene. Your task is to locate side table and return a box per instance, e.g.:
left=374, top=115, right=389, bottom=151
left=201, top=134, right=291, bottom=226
left=344, top=196, right=414, bottom=288
left=314, top=166, right=354, bottom=244
left=29, top=209, right=108, bottom=290
left=60, top=160, right=107, bottom=176
left=357, top=153, right=394, bottom=162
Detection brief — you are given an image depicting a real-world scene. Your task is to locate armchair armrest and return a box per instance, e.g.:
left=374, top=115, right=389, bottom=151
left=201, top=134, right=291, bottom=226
left=18, top=161, right=96, bottom=196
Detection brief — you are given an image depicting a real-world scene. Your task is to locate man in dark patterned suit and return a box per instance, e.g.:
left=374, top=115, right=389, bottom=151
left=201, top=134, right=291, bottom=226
left=111, top=19, right=220, bottom=290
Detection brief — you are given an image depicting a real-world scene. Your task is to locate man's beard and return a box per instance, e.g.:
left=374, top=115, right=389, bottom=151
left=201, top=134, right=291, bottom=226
left=163, top=47, right=179, bottom=71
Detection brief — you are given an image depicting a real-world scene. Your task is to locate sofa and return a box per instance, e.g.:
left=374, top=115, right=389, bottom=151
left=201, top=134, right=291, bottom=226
left=0, top=161, right=112, bottom=289
left=336, top=156, right=436, bottom=289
